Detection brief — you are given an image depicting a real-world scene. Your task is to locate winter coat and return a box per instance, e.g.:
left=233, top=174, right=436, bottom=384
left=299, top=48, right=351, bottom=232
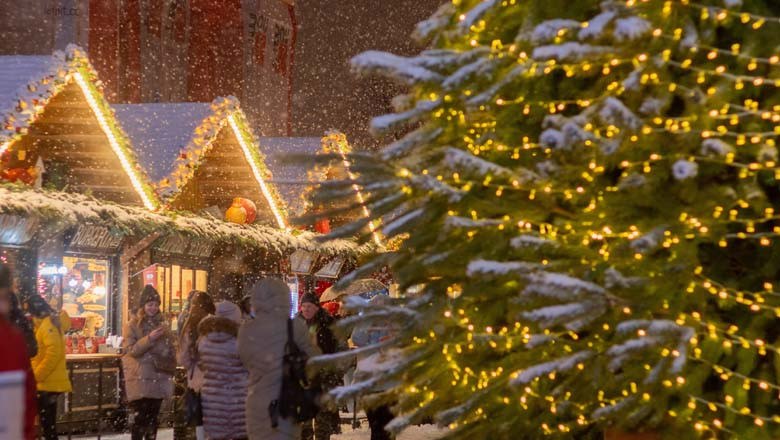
left=177, top=329, right=206, bottom=392
left=10, top=293, right=37, bottom=357
left=198, top=315, right=248, bottom=440
left=303, top=309, right=345, bottom=391
left=31, top=316, right=72, bottom=392
left=121, top=310, right=175, bottom=402
left=238, top=279, right=320, bottom=440
left=0, top=318, right=37, bottom=440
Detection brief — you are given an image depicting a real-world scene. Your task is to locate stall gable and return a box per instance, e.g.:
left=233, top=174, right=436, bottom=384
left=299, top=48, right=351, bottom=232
left=118, top=97, right=288, bottom=228
left=0, top=46, right=160, bottom=210
left=304, top=131, right=382, bottom=244
left=172, top=125, right=285, bottom=225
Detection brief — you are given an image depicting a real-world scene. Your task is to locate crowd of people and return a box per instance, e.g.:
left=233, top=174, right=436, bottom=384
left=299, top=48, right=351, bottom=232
left=0, top=261, right=397, bottom=440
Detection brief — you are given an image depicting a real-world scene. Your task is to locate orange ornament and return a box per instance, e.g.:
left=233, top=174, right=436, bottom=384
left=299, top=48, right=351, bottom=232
left=225, top=199, right=248, bottom=224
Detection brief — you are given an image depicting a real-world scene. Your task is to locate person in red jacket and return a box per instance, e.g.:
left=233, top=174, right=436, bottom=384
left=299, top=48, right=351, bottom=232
left=0, top=264, right=37, bottom=440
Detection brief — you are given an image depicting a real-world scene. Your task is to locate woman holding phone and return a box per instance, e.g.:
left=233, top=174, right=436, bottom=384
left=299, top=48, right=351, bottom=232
left=122, top=286, right=176, bottom=440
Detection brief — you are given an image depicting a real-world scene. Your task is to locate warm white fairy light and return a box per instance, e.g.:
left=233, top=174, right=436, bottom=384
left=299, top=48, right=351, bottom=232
left=227, top=113, right=287, bottom=230
left=73, top=72, right=158, bottom=211
left=0, top=141, right=10, bottom=157
left=334, top=142, right=382, bottom=246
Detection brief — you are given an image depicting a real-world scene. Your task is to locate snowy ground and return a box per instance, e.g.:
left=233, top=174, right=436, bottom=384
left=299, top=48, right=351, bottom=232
left=58, top=422, right=447, bottom=439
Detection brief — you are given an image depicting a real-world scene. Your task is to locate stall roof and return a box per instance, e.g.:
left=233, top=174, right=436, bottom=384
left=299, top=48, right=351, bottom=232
left=0, top=45, right=160, bottom=210
left=112, top=97, right=288, bottom=228
left=0, top=184, right=369, bottom=257
left=112, top=103, right=213, bottom=182
left=259, top=136, right=321, bottom=217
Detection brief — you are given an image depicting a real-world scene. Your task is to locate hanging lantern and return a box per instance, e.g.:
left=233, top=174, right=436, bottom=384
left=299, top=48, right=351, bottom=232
left=314, top=218, right=331, bottom=234
left=225, top=199, right=248, bottom=224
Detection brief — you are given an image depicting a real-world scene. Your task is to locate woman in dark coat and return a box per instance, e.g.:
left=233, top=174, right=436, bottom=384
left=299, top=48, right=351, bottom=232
left=298, top=292, right=344, bottom=440
left=177, top=291, right=215, bottom=438
left=9, top=292, right=37, bottom=357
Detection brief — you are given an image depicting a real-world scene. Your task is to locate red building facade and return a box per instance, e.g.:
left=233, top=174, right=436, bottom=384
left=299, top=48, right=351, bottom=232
left=0, top=0, right=295, bottom=136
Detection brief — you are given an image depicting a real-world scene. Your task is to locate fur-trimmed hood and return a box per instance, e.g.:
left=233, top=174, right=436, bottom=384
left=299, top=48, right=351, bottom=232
left=198, top=315, right=239, bottom=338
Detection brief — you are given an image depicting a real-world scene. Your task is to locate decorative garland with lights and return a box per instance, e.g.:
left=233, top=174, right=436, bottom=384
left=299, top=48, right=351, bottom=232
left=321, top=0, right=780, bottom=438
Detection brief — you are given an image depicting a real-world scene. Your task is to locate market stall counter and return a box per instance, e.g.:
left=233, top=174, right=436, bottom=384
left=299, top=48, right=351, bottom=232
left=57, top=353, right=125, bottom=437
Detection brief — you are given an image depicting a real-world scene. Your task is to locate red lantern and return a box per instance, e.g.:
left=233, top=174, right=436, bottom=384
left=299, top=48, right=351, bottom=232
left=237, top=198, right=257, bottom=223
left=314, top=218, right=330, bottom=234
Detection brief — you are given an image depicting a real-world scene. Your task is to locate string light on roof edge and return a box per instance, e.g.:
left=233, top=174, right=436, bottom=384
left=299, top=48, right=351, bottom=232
left=332, top=137, right=383, bottom=246
left=227, top=113, right=287, bottom=230
left=73, top=71, right=158, bottom=211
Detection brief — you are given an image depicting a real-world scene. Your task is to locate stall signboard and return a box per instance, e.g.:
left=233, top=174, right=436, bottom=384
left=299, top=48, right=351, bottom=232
left=290, top=249, right=317, bottom=274
left=314, top=257, right=345, bottom=279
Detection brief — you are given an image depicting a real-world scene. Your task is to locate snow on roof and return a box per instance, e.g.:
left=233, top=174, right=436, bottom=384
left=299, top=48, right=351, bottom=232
left=259, top=136, right=321, bottom=216
left=0, top=46, right=161, bottom=210
left=112, top=103, right=213, bottom=182
left=0, top=56, right=56, bottom=117
left=0, top=50, right=72, bottom=145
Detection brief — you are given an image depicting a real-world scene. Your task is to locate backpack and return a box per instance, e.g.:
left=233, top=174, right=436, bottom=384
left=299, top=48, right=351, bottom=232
left=269, top=318, right=320, bottom=427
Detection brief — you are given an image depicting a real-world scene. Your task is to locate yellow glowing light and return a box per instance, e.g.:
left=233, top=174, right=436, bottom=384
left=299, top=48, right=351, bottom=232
left=227, top=113, right=286, bottom=229
left=332, top=138, right=383, bottom=246
left=73, top=72, right=158, bottom=211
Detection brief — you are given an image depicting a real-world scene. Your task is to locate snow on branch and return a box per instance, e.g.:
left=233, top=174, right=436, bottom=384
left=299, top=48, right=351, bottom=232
left=521, top=299, right=606, bottom=330
left=381, top=127, right=443, bottom=160
left=529, top=19, right=581, bottom=44
left=467, top=259, right=541, bottom=278
left=443, top=147, right=534, bottom=182
left=370, top=99, right=441, bottom=135
left=409, top=174, right=463, bottom=203
left=510, top=350, right=594, bottom=386
left=701, top=139, right=734, bottom=157
left=352, top=51, right=444, bottom=85
left=458, top=0, right=499, bottom=32
left=444, top=216, right=503, bottom=229
left=613, top=17, right=651, bottom=41
left=523, top=271, right=607, bottom=297
left=414, top=3, right=456, bottom=42
left=630, top=227, right=666, bottom=254
left=382, top=208, right=424, bottom=236
left=442, top=57, right=499, bottom=91
left=578, top=11, right=617, bottom=40
left=532, top=42, right=611, bottom=62
left=591, top=395, right=639, bottom=420
left=511, top=234, right=558, bottom=249
left=466, top=64, right=529, bottom=107
left=599, top=97, right=642, bottom=130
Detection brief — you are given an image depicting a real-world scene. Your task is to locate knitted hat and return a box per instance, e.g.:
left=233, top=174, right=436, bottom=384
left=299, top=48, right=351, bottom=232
left=25, top=294, right=53, bottom=318
left=139, top=285, right=161, bottom=309
left=214, top=301, right=242, bottom=324
left=300, top=292, right=320, bottom=307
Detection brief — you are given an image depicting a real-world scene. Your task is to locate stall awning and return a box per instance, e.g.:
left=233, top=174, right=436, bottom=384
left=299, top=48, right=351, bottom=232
left=152, top=234, right=214, bottom=268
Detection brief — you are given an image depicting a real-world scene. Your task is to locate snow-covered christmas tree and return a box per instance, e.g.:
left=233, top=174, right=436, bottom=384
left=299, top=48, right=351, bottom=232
left=328, top=0, right=780, bottom=438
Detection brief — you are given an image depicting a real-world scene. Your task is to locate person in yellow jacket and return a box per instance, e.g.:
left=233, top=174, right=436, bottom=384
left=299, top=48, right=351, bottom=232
left=25, top=295, right=72, bottom=440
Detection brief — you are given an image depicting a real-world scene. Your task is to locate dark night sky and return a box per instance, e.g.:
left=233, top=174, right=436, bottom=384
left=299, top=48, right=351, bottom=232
left=291, top=1, right=442, bottom=148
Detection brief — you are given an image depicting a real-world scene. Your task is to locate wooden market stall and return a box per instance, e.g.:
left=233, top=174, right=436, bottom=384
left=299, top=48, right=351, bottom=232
left=0, top=45, right=164, bottom=434
left=260, top=131, right=390, bottom=306
left=112, top=97, right=292, bottom=322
